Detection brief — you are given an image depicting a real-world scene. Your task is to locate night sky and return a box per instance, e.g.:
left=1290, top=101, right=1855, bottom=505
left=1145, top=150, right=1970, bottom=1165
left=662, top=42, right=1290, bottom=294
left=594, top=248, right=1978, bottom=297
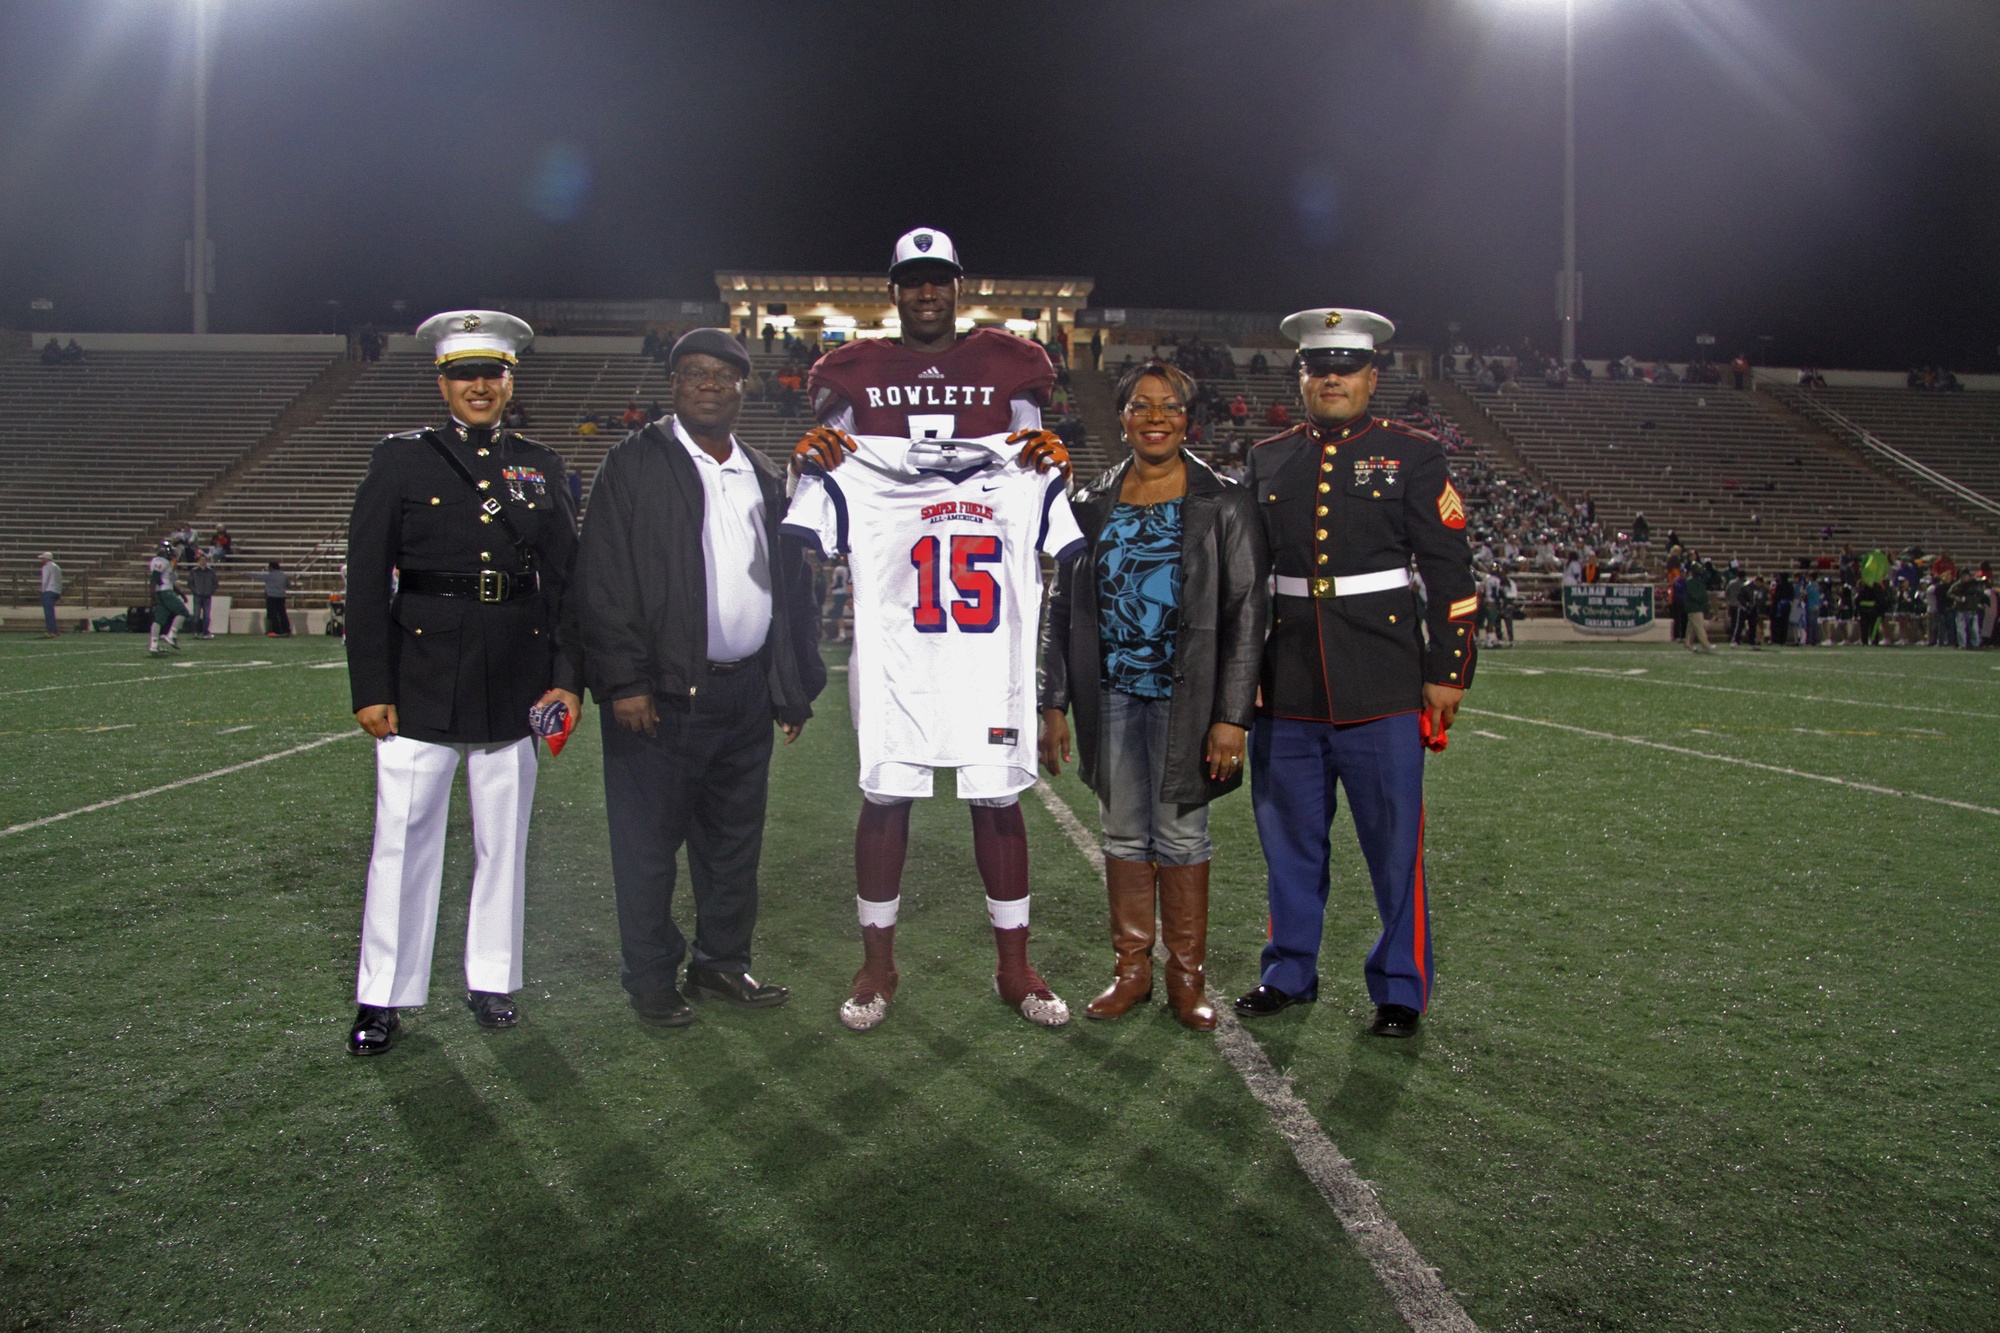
left=3, top=0, right=1996, bottom=367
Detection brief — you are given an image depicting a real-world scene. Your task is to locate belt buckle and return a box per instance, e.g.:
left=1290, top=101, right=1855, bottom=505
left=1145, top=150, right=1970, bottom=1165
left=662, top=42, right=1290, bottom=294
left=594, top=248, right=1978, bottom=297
left=1312, top=576, right=1335, bottom=599
left=478, top=569, right=504, bottom=602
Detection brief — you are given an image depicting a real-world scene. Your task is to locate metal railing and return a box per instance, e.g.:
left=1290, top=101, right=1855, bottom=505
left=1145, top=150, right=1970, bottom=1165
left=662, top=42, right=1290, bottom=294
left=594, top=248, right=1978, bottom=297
left=1777, top=388, right=2000, bottom=520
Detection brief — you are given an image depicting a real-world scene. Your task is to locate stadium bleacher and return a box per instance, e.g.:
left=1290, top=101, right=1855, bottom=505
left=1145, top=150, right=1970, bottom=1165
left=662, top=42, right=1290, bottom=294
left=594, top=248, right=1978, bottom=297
left=0, top=339, right=338, bottom=601
left=1765, top=382, right=2000, bottom=507
left=1448, top=373, right=1999, bottom=569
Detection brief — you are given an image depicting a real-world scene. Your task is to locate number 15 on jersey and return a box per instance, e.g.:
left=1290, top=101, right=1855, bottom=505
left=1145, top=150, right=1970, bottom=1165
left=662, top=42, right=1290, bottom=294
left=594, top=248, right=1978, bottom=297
left=911, top=534, right=1002, bottom=633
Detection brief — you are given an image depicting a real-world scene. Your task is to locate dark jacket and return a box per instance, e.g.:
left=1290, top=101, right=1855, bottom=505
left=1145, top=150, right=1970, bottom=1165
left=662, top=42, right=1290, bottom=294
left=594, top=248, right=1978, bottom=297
left=1245, top=416, right=1477, bottom=723
left=186, top=565, right=220, bottom=598
left=346, top=422, right=579, bottom=744
left=1039, top=452, right=1267, bottom=806
left=572, top=418, right=824, bottom=725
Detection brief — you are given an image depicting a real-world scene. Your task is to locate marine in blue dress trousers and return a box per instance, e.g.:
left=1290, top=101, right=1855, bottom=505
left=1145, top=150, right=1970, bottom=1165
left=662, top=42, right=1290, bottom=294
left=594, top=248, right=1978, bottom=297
left=1235, top=308, right=1478, bottom=1039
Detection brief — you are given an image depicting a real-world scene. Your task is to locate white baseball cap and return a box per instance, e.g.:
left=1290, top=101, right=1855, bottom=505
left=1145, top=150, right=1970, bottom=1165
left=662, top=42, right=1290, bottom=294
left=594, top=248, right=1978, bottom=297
left=888, top=227, right=963, bottom=282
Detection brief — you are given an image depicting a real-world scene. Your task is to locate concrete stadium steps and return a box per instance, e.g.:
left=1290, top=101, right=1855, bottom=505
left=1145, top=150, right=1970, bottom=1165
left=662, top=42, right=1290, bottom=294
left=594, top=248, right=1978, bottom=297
left=1446, top=375, right=1998, bottom=568
left=1765, top=383, right=2000, bottom=514
left=0, top=343, right=337, bottom=597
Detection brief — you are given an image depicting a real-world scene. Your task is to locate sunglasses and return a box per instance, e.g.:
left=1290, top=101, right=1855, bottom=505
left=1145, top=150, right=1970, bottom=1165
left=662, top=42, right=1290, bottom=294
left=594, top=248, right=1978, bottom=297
left=442, top=361, right=511, bottom=382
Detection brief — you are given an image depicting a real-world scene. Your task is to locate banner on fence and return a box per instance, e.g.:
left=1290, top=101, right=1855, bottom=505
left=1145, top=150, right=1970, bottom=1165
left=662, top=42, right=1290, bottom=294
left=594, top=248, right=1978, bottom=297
left=1561, top=584, right=1655, bottom=634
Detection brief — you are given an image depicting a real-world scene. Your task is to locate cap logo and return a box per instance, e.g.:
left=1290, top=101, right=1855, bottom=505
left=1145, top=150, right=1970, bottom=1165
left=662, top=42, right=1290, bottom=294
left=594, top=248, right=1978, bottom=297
left=460, top=315, right=482, bottom=332
left=913, top=233, right=933, bottom=253
left=1324, top=312, right=1343, bottom=328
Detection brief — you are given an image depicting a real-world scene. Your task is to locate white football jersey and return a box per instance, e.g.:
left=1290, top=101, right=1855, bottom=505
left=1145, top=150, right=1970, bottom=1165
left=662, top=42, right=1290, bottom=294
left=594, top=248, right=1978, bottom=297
left=783, top=434, right=1085, bottom=796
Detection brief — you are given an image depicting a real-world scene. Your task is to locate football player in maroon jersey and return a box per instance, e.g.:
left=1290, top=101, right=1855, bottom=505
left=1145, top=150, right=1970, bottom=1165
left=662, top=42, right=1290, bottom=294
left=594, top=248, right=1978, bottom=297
left=790, top=227, right=1073, bottom=1031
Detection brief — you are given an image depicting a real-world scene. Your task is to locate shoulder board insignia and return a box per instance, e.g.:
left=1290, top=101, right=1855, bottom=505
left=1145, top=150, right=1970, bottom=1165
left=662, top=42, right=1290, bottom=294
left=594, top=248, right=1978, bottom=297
left=1251, top=424, right=1307, bottom=449
left=386, top=428, right=431, bottom=442
left=1384, top=419, right=1437, bottom=443
left=1437, top=478, right=1467, bottom=529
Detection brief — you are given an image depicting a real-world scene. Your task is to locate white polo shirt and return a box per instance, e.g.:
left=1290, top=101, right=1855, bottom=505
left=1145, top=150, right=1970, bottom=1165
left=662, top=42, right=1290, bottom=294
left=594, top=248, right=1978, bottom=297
left=672, top=417, right=772, bottom=662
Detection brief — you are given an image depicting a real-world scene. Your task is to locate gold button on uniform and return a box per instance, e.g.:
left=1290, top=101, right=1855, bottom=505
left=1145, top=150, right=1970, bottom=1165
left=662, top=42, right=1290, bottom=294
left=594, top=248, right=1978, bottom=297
left=478, top=480, right=491, bottom=490
left=1321, top=462, right=1333, bottom=473
left=480, top=552, right=491, bottom=561
left=1316, top=505, right=1328, bottom=516
left=1388, top=614, right=1397, bottom=623
left=1372, top=489, right=1382, bottom=498
left=430, top=497, right=441, bottom=505
left=1268, top=493, right=1278, bottom=502
left=477, top=448, right=490, bottom=457
left=1317, top=554, right=1328, bottom=565
left=480, top=514, right=492, bottom=524
left=1318, top=482, right=1330, bottom=493
left=1315, top=528, right=1328, bottom=540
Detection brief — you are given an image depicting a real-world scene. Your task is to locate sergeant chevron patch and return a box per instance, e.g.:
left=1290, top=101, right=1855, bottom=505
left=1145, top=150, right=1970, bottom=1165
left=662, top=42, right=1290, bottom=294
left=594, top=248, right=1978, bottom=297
left=1448, top=594, right=1479, bottom=619
left=1437, top=479, right=1467, bottom=529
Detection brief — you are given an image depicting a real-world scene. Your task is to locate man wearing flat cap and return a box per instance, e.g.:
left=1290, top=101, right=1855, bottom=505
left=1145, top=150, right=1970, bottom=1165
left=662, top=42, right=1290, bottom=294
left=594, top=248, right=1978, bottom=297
left=343, top=310, right=581, bottom=1055
left=573, top=328, right=825, bottom=1028
left=1235, top=308, right=1478, bottom=1039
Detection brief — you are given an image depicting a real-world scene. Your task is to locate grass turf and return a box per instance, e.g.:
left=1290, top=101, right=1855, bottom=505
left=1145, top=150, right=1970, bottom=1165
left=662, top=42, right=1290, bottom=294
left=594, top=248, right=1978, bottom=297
left=2, top=633, right=1995, bottom=1330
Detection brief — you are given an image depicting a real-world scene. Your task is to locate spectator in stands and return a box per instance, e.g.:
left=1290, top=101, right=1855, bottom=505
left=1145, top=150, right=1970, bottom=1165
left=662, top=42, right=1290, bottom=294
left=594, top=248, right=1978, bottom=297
left=621, top=400, right=645, bottom=431
left=1631, top=511, right=1650, bottom=545
left=1802, top=574, right=1823, bottom=645
left=62, top=339, right=84, bottom=364
left=1571, top=358, right=1593, bottom=383
left=1731, top=354, right=1750, bottom=390
left=1263, top=401, right=1291, bottom=429
left=187, top=550, right=220, bottom=638
left=40, top=338, right=64, bottom=366
left=1228, top=393, right=1249, bottom=427
left=209, top=526, right=233, bottom=561
left=245, top=560, right=292, bottom=636
left=1249, top=351, right=1268, bottom=374
left=37, top=552, right=62, bottom=638
left=762, top=322, right=776, bottom=353
left=1855, top=578, right=1893, bottom=645
left=1770, top=572, right=1794, bottom=647
left=1562, top=550, right=1584, bottom=587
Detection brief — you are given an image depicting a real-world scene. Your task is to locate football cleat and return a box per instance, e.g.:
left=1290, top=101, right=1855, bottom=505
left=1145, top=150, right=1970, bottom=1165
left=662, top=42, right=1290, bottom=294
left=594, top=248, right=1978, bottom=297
left=996, top=977, right=1070, bottom=1028
left=839, top=991, right=890, bottom=1032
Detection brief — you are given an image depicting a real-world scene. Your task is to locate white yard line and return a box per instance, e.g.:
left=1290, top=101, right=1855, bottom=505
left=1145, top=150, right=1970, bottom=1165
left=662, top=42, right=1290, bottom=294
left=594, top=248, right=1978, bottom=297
left=1464, top=709, right=2000, bottom=818
left=1031, top=779, right=1480, bottom=1333
left=0, top=660, right=290, bottom=697
left=0, top=732, right=361, bottom=838
left=1478, top=663, right=1999, bottom=721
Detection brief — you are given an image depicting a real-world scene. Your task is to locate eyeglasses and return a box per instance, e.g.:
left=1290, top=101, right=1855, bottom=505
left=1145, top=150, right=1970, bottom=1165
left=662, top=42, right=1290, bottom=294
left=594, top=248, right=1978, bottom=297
left=673, top=368, right=745, bottom=389
left=1123, top=399, right=1187, bottom=418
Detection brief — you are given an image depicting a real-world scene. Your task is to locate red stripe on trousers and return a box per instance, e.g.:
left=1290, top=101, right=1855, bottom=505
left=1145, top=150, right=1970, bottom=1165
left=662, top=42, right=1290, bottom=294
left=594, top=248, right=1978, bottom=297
left=1412, top=804, right=1429, bottom=1008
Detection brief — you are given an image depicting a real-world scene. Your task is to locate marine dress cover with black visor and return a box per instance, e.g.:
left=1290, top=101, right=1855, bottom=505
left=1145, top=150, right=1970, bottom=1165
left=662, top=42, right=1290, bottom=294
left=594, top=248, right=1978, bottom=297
left=345, top=420, right=580, bottom=740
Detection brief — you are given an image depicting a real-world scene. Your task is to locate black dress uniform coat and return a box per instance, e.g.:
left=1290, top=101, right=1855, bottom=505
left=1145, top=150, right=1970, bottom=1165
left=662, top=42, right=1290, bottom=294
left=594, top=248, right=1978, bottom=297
left=1246, top=416, right=1477, bottom=723
left=1039, top=452, right=1268, bottom=805
left=346, top=421, right=579, bottom=744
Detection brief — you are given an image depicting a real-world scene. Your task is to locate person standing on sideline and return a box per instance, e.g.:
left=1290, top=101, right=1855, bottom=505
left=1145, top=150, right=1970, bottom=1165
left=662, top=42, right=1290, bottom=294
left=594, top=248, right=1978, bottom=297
left=1683, top=558, right=1713, bottom=651
left=342, top=310, right=580, bottom=1056
left=37, top=552, right=62, bottom=638
left=187, top=550, right=220, bottom=638
left=146, top=542, right=190, bottom=655
left=1038, top=360, right=1267, bottom=1030
left=573, top=329, right=824, bottom=1029
left=245, top=561, right=292, bottom=636
left=1234, top=309, right=1479, bottom=1040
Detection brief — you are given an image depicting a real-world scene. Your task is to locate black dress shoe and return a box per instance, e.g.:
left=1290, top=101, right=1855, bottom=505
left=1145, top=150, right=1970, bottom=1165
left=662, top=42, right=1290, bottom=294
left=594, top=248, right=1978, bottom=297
left=685, top=967, right=790, bottom=1009
left=1370, top=1004, right=1421, bottom=1038
left=1233, top=983, right=1315, bottom=1018
left=467, top=990, right=519, bottom=1029
left=631, top=986, right=695, bottom=1027
left=347, top=1005, right=399, bottom=1056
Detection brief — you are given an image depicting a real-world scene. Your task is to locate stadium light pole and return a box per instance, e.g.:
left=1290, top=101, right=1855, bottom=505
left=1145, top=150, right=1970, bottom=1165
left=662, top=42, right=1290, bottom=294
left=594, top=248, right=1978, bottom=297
left=1514, top=0, right=1581, bottom=365
left=189, top=0, right=213, bottom=335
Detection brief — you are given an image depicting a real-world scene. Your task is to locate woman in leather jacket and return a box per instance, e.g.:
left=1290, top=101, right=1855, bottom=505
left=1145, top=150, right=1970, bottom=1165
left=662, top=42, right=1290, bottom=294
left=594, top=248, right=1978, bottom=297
left=1038, top=360, right=1267, bottom=1029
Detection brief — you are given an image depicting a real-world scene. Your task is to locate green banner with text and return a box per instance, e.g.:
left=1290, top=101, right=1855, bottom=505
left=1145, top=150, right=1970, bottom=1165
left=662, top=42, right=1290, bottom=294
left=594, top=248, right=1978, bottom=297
left=1562, top=584, right=1655, bottom=634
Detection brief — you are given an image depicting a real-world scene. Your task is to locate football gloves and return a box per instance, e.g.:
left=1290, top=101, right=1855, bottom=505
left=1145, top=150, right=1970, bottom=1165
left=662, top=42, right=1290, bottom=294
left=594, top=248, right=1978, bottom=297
left=792, top=426, right=857, bottom=473
left=1007, top=429, right=1071, bottom=480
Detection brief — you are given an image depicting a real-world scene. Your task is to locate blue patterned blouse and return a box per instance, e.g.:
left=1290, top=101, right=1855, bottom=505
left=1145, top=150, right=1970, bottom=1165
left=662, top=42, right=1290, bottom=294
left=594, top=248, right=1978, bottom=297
left=1097, top=499, right=1184, bottom=698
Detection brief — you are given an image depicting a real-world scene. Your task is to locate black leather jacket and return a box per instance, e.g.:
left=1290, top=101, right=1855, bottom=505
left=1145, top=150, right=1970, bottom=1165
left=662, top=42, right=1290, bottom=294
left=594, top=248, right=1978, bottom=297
left=1039, top=452, right=1268, bottom=806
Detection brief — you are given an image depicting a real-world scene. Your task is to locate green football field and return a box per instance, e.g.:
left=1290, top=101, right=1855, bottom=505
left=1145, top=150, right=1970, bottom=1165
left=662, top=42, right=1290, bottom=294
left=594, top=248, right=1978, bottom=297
left=2, top=632, right=1995, bottom=1331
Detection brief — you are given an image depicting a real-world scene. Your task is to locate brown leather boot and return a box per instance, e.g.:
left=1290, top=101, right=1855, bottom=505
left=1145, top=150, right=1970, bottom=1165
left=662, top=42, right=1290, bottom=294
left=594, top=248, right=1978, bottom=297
left=1086, top=857, right=1157, bottom=1019
left=1158, top=861, right=1217, bottom=1030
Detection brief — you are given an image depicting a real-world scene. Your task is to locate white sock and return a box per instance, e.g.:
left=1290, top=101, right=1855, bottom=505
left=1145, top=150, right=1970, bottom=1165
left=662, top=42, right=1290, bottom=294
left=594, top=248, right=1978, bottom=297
left=986, top=895, right=1030, bottom=931
left=857, top=895, right=900, bottom=929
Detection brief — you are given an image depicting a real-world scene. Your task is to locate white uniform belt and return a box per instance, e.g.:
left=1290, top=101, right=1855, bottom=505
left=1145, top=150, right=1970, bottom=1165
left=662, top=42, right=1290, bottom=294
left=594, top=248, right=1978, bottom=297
left=1273, top=568, right=1411, bottom=599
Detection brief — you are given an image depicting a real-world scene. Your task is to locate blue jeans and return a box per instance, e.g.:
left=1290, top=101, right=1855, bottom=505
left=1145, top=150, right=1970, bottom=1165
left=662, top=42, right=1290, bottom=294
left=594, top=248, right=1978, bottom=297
left=40, top=591, right=59, bottom=634
left=1959, top=612, right=1983, bottom=649
left=1097, top=691, right=1211, bottom=866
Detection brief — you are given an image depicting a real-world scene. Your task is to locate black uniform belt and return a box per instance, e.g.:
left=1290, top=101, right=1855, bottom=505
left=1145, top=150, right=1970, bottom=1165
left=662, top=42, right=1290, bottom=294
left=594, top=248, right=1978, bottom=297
left=705, top=654, right=761, bottom=675
left=400, top=569, right=538, bottom=603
